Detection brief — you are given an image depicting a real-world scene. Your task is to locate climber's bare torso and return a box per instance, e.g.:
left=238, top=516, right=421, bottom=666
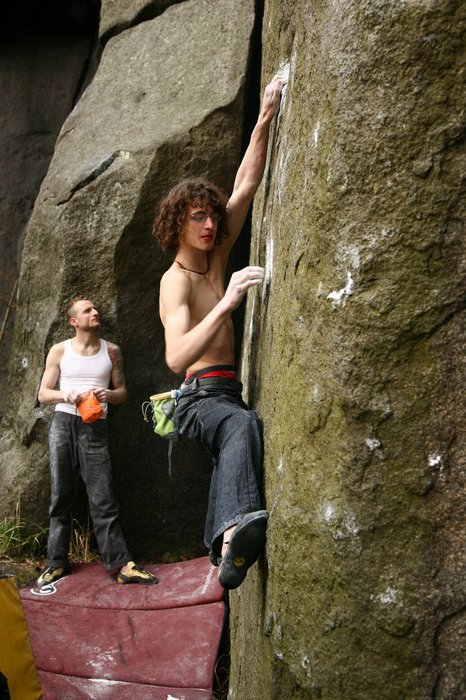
left=160, top=242, right=235, bottom=373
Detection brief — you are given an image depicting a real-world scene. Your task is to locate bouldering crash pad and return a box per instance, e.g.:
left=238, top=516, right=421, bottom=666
left=20, top=557, right=226, bottom=699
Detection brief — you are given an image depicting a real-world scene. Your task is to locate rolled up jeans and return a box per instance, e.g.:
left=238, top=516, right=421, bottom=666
left=46, top=411, right=132, bottom=570
left=175, top=377, right=264, bottom=557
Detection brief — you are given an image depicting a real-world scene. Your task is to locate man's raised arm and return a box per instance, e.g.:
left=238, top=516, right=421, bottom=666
left=223, top=73, right=288, bottom=253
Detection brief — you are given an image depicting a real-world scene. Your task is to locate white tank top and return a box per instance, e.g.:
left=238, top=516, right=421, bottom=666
left=55, top=339, right=112, bottom=417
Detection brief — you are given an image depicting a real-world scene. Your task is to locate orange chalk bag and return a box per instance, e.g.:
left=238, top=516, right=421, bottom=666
left=77, top=390, right=103, bottom=423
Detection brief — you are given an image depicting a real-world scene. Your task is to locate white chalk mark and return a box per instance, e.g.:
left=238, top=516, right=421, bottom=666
left=327, top=272, right=354, bottom=307
left=371, top=587, right=399, bottom=606
left=323, top=504, right=335, bottom=522
left=263, top=234, right=274, bottom=301
left=365, top=438, right=381, bottom=451
left=200, top=565, right=214, bottom=595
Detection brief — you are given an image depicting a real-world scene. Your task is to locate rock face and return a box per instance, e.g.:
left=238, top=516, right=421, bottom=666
left=1, top=0, right=465, bottom=696
left=0, top=2, right=97, bottom=417
left=99, top=0, right=185, bottom=42
left=0, top=0, right=257, bottom=559
left=231, top=1, right=466, bottom=698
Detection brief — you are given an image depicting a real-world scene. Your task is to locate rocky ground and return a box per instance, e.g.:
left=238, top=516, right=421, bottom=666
left=0, top=557, right=41, bottom=588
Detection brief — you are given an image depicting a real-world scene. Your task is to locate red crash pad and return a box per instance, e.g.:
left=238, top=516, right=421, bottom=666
left=20, top=557, right=226, bottom=699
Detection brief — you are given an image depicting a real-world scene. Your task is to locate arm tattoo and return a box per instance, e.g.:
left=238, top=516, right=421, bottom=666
left=108, top=345, right=125, bottom=386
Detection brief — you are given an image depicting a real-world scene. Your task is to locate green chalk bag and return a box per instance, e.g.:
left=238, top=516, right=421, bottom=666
left=142, top=390, right=181, bottom=476
left=142, top=390, right=179, bottom=440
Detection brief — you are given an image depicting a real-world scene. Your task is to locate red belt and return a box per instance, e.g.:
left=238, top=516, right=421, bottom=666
left=185, top=369, right=237, bottom=380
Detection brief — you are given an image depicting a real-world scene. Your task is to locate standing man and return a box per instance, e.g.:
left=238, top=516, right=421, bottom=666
left=36, top=296, right=157, bottom=588
left=153, top=73, right=287, bottom=589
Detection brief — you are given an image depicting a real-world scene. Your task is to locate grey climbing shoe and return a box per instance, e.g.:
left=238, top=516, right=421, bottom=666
left=218, top=510, right=269, bottom=590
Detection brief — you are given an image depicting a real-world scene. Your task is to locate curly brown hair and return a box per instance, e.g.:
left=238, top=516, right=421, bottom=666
left=152, top=178, right=229, bottom=255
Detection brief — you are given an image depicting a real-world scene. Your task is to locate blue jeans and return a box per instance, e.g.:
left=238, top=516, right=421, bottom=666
left=46, top=411, right=132, bottom=570
left=175, top=376, right=264, bottom=557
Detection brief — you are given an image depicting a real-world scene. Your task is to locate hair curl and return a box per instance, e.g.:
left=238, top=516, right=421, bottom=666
left=152, top=178, right=229, bottom=255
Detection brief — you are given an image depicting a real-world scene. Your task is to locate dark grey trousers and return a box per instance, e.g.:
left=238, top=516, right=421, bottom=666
left=46, top=411, right=131, bottom=570
left=175, top=377, right=264, bottom=557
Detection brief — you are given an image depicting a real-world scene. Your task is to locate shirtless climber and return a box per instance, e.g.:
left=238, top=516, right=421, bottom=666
left=153, top=73, right=287, bottom=589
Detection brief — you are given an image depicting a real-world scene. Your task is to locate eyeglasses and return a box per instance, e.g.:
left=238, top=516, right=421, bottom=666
left=189, top=212, right=221, bottom=224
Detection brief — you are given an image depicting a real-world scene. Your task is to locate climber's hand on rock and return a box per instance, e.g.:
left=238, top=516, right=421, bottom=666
left=260, top=73, right=288, bottom=121
left=221, top=266, right=264, bottom=312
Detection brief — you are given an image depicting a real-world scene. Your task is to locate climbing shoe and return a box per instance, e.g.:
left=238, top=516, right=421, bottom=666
left=36, top=566, right=68, bottom=589
left=218, top=510, right=269, bottom=590
left=117, top=561, right=158, bottom=585
left=209, top=550, right=222, bottom=567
